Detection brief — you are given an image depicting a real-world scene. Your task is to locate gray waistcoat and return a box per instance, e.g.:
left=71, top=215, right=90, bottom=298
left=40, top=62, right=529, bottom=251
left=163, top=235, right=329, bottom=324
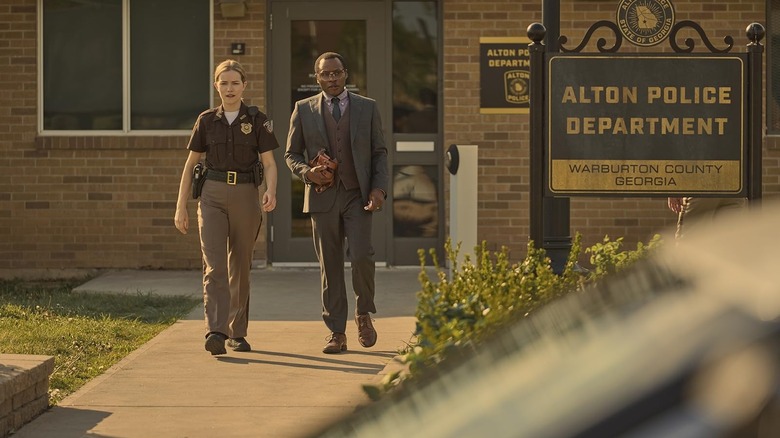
left=324, top=104, right=359, bottom=190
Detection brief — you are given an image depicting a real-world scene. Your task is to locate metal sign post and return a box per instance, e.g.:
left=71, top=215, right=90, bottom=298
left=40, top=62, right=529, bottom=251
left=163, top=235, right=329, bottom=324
left=747, top=23, right=765, bottom=205
left=540, top=0, right=572, bottom=274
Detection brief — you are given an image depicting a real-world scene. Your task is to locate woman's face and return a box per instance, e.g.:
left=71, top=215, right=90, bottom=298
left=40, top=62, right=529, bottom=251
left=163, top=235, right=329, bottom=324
left=214, top=70, right=246, bottom=110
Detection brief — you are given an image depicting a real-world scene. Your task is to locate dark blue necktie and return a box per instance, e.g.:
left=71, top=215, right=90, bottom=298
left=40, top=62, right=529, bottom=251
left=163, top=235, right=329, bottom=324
left=331, top=97, right=341, bottom=122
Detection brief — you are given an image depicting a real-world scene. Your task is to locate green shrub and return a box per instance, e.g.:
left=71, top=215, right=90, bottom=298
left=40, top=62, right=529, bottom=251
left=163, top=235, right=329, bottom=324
left=586, top=234, right=662, bottom=278
left=364, top=233, right=662, bottom=399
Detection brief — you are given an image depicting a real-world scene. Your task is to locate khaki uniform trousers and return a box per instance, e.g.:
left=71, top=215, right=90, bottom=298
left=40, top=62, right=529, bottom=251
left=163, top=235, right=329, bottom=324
left=198, top=179, right=261, bottom=338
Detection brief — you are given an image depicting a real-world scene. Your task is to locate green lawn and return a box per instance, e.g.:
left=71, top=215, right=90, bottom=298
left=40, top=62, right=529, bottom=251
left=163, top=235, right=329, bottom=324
left=0, top=278, right=200, bottom=405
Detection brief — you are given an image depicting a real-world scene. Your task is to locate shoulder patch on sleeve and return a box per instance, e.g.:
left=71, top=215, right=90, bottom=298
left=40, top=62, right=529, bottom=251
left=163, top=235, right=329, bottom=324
left=263, top=120, right=273, bottom=133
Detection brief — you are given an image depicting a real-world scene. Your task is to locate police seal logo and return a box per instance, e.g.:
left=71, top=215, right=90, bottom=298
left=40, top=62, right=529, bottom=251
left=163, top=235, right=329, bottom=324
left=504, top=70, right=530, bottom=105
left=616, top=0, right=675, bottom=47
left=240, top=122, right=252, bottom=135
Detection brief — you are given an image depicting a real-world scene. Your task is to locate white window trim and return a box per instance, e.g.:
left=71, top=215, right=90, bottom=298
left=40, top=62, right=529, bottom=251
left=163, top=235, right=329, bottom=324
left=37, top=0, right=214, bottom=136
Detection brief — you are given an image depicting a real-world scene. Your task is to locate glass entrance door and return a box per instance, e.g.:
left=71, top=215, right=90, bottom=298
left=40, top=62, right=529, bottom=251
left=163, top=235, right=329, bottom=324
left=269, top=1, right=388, bottom=264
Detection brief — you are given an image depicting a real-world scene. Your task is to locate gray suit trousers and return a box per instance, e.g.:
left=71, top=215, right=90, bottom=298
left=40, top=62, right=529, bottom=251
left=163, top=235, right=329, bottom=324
left=311, top=184, right=377, bottom=334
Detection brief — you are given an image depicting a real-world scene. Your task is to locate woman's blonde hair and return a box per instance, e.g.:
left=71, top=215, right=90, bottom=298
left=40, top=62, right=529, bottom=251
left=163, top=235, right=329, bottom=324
left=214, top=59, right=247, bottom=83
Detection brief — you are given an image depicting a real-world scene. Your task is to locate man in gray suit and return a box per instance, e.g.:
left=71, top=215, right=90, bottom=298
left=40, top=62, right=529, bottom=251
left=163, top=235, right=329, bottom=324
left=285, top=52, right=389, bottom=354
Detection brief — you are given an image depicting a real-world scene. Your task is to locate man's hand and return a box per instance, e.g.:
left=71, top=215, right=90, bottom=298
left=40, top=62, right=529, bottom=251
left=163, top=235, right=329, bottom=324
left=364, top=188, right=386, bottom=212
left=306, top=165, right=333, bottom=186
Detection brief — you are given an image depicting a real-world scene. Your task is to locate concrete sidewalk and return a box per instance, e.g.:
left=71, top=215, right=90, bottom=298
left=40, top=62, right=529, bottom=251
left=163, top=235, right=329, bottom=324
left=13, top=267, right=424, bottom=438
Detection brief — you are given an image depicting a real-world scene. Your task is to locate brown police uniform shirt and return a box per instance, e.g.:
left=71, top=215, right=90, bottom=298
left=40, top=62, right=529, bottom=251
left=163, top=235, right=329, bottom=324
left=187, top=102, right=279, bottom=173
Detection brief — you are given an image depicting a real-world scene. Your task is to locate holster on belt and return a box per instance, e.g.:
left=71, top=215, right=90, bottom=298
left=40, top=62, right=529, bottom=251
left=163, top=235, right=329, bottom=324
left=253, top=161, right=264, bottom=187
left=191, top=163, right=206, bottom=199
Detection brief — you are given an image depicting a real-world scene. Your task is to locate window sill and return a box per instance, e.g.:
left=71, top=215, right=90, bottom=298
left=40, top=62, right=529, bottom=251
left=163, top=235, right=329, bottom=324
left=36, top=133, right=191, bottom=150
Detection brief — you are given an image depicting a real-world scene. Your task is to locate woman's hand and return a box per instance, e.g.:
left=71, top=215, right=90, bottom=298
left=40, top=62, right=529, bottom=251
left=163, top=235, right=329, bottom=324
left=174, top=207, right=189, bottom=234
left=262, top=192, right=277, bottom=212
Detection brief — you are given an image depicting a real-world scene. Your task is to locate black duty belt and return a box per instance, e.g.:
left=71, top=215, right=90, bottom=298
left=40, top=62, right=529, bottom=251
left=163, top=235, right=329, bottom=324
left=205, top=169, right=255, bottom=185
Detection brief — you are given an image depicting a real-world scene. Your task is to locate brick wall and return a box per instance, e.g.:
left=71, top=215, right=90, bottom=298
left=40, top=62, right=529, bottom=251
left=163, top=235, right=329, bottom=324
left=1, top=0, right=776, bottom=274
left=0, top=0, right=270, bottom=275
left=0, top=355, right=54, bottom=437
left=443, top=0, right=775, bottom=263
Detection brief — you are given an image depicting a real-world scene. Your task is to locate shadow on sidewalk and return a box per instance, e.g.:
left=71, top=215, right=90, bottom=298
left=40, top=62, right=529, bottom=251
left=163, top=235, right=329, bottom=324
left=215, top=349, right=396, bottom=373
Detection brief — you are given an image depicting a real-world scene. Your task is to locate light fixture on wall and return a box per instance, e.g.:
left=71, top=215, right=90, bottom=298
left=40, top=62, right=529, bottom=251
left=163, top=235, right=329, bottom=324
left=220, top=0, right=247, bottom=19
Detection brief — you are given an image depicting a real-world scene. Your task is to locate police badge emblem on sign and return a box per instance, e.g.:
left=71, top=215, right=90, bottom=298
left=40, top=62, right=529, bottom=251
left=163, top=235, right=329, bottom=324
left=617, top=0, right=675, bottom=47
left=241, top=122, right=252, bottom=135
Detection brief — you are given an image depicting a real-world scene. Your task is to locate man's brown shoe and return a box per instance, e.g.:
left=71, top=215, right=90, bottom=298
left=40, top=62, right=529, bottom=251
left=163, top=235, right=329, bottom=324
left=355, top=314, right=377, bottom=348
left=323, top=332, right=347, bottom=354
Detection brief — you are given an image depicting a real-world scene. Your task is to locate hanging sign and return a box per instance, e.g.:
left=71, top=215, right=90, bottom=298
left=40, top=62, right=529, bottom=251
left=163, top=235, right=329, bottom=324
left=547, top=54, right=746, bottom=196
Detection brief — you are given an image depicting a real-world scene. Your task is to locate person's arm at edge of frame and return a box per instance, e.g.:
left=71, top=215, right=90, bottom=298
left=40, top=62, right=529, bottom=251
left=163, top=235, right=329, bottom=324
left=667, top=197, right=685, bottom=214
left=260, top=150, right=278, bottom=212
left=366, top=101, right=389, bottom=211
left=175, top=150, right=204, bottom=235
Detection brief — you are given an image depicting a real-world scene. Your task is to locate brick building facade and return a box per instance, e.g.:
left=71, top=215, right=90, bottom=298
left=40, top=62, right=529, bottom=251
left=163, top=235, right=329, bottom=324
left=1, top=0, right=777, bottom=277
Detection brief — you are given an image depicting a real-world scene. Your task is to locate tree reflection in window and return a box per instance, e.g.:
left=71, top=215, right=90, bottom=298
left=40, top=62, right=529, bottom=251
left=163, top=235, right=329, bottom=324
left=392, top=1, right=438, bottom=134
left=393, top=165, right=438, bottom=237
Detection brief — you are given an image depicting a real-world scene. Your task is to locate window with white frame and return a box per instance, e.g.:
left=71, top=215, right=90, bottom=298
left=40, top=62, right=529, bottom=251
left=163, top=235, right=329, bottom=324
left=41, top=0, right=211, bottom=133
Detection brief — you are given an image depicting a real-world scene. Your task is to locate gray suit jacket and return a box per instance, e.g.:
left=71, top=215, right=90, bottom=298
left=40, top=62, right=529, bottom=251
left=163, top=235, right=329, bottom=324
left=285, top=92, right=389, bottom=213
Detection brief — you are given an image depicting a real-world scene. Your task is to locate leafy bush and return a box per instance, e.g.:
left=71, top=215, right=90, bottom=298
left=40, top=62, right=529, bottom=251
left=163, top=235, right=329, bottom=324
left=586, top=234, right=661, bottom=278
left=365, top=233, right=662, bottom=398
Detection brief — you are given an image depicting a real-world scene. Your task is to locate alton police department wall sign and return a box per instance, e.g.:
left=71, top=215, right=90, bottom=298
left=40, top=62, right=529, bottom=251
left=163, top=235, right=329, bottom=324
left=480, top=37, right=530, bottom=114
left=547, top=55, right=746, bottom=196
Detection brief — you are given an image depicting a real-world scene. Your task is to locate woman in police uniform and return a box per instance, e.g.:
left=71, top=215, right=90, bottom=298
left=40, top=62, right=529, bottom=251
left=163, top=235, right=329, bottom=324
left=174, top=59, right=279, bottom=355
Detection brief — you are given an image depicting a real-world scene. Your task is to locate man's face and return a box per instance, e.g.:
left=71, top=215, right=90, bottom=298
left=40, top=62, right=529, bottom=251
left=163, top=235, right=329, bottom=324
left=316, top=57, right=347, bottom=97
